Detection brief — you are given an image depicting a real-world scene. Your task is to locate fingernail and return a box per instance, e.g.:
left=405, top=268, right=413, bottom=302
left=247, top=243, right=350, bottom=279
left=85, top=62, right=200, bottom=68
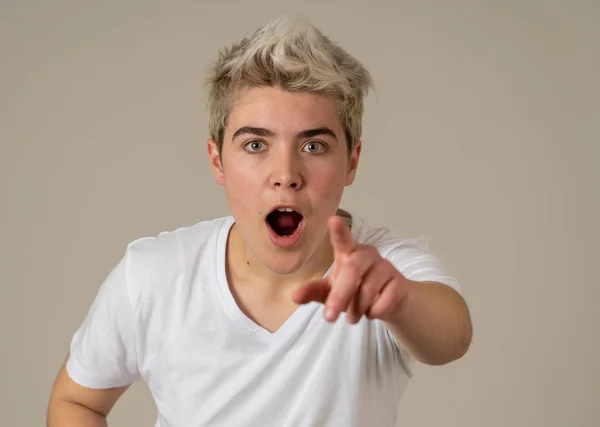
left=325, top=309, right=336, bottom=322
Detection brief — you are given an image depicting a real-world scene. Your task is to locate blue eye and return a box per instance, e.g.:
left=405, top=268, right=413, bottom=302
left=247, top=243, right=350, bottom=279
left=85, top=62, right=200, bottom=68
left=303, top=141, right=325, bottom=153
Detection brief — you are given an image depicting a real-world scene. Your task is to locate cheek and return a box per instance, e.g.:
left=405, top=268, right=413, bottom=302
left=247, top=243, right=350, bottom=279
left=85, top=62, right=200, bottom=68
left=223, top=157, right=262, bottom=201
left=311, top=166, right=346, bottom=200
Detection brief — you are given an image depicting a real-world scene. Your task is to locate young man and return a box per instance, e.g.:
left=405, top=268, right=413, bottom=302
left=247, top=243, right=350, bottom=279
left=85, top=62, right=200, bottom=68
left=48, top=16, right=472, bottom=427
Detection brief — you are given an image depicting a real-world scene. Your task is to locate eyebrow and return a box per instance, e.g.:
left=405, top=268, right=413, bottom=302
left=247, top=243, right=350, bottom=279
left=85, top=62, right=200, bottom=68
left=231, top=126, right=338, bottom=141
left=232, top=126, right=274, bottom=139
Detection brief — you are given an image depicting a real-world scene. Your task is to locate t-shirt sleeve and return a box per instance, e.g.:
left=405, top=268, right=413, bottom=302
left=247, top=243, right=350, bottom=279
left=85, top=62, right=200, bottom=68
left=385, top=236, right=461, bottom=294
left=380, top=236, right=462, bottom=375
left=66, top=249, right=141, bottom=389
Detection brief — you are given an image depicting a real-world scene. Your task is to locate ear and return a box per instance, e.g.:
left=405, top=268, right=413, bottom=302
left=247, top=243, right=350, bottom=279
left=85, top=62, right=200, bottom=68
left=207, top=138, right=225, bottom=186
left=345, top=139, right=362, bottom=186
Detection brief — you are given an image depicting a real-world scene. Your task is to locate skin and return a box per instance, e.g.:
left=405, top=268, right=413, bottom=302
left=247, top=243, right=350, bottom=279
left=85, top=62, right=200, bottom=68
left=208, top=86, right=361, bottom=289
left=293, top=216, right=473, bottom=365
left=210, top=85, right=473, bottom=364
left=47, top=354, right=127, bottom=427
left=47, top=84, right=472, bottom=425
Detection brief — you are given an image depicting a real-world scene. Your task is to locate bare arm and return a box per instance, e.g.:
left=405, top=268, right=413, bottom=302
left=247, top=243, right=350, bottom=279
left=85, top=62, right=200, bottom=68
left=47, top=353, right=129, bottom=427
left=384, top=280, right=473, bottom=365
left=294, top=216, right=473, bottom=366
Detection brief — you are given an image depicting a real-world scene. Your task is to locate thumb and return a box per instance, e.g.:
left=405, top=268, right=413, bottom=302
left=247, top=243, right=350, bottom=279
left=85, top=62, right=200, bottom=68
left=292, top=279, right=331, bottom=305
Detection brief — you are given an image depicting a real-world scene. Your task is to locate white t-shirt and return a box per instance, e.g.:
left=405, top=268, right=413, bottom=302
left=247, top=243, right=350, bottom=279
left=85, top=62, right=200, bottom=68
left=67, top=214, right=460, bottom=427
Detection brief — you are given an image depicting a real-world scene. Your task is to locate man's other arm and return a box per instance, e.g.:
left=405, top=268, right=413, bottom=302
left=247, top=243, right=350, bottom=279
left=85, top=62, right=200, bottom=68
left=47, top=353, right=129, bottom=427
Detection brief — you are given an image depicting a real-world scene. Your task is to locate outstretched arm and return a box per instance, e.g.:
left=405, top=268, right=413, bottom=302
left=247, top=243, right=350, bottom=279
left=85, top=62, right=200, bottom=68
left=293, top=215, right=472, bottom=365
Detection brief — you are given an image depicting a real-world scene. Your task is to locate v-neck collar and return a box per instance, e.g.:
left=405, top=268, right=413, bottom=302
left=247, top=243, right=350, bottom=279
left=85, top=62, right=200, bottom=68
left=214, top=215, right=360, bottom=343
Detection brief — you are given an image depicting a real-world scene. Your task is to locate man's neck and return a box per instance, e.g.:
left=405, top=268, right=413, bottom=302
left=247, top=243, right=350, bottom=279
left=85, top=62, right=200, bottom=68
left=226, top=227, right=336, bottom=296
left=226, top=210, right=353, bottom=293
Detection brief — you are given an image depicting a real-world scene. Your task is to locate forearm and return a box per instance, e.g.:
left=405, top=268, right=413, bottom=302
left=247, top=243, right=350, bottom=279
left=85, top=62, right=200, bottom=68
left=47, top=398, right=108, bottom=427
left=384, top=280, right=472, bottom=365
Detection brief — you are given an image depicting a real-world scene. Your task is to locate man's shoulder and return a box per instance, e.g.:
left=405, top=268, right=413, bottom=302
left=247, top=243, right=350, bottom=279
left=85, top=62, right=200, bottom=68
left=115, top=215, right=232, bottom=304
left=118, top=215, right=232, bottom=289
left=349, top=212, right=429, bottom=257
left=349, top=210, right=460, bottom=292
left=126, top=215, right=232, bottom=259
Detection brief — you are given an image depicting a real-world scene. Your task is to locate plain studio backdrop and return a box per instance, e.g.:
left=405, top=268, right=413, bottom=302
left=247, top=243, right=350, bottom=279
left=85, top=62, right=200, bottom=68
left=1, top=1, right=598, bottom=426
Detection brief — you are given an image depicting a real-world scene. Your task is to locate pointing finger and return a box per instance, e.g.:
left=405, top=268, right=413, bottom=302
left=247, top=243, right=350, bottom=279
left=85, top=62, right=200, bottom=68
left=328, top=215, right=356, bottom=256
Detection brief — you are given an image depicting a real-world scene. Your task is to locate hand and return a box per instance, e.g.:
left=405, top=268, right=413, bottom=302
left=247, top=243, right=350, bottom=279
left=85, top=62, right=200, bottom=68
left=292, top=215, right=412, bottom=324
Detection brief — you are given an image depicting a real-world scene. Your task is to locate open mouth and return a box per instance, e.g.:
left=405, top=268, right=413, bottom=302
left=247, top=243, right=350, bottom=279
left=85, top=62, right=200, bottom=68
left=266, top=207, right=303, bottom=237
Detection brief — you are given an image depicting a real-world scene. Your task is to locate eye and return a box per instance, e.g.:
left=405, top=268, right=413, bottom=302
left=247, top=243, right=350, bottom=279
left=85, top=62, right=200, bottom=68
left=303, top=141, right=326, bottom=154
left=244, top=140, right=266, bottom=153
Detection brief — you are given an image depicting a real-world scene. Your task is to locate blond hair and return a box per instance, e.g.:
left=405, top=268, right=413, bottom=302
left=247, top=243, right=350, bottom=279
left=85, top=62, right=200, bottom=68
left=204, top=16, right=374, bottom=153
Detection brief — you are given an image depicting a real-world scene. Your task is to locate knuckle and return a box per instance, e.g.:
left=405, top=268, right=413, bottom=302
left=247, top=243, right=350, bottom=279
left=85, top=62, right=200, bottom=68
left=386, top=285, right=399, bottom=301
left=381, top=259, right=394, bottom=271
left=367, top=246, right=380, bottom=258
left=361, top=282, right=377, bottom=296
left=343, top=259, right=361, bottom=277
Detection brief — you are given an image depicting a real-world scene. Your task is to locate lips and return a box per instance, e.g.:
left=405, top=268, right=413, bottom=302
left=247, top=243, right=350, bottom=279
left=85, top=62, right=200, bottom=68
left=265, top=205, right=305, bottom=248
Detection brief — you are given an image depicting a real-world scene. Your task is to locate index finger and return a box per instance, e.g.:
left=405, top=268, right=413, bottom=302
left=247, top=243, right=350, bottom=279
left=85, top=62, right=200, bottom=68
left=328, top=215, right=355, bottom=256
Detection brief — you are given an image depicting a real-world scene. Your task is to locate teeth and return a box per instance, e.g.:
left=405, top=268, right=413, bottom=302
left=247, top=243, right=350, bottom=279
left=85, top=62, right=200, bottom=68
left=277, top=208, right=294, bottom=212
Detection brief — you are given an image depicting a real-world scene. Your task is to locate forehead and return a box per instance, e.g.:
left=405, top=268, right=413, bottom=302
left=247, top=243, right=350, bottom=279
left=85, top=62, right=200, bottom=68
left=226, top=86, right=343, bottom=136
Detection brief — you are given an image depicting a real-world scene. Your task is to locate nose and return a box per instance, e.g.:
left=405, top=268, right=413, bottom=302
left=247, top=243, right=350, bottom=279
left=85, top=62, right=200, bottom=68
left=269, top=149, right=303, bottom=190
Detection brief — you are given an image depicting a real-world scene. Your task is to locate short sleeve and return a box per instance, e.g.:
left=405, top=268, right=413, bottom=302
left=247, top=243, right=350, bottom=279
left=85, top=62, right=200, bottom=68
left=66, top=249, right=141, bottom=389
left=386, top=236, right=461, bottom=294
left=380, top=237, right=462, bottom=375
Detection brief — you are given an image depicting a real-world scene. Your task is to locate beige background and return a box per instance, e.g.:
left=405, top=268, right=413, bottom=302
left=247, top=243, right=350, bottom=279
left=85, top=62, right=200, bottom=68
left=1, top=1, right=598, bottom=426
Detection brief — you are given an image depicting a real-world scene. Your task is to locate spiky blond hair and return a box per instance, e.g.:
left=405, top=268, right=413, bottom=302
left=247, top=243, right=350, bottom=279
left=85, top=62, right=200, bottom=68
left=204, top=16, right=374, bottom=153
